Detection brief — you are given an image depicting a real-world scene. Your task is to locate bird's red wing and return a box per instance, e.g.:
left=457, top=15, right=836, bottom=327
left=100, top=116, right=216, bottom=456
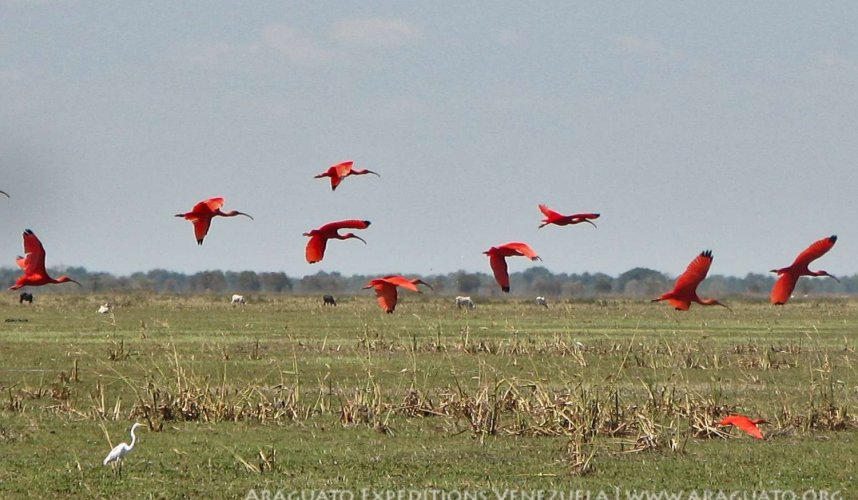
left=21, top=231, right=47, bottom=275
left=666, top=298, right=691, bottom=311
left=193, top=217, right=213, bottom=243
left=191, top=198, right=223, bottom=214
left=672, top=251, right=712, bottom=297
left=372, top=283, right=398, bottom=312
left=333, top=161, right=354, bottom=177
left=379, top=275, right=420, bottom=292
left=319, top=219, right=371, bottom=233
left=770, top=272, right=798, bottom=305
left=538, top=204, right=564, bottom=219
left=305, top=235, right=328, bottom=263
left=791, top=236, right=837, bottom=268
left=571, top=213, right=600, bottom=220
left=329, top=176, right=342, bottom=190
left=15, top=256, right=26, bottom=270
left=502, top=242, right=540, bottom=260
left=721, top=415, right=764, bottom=439
left=489, top=254, right=510, bottom=292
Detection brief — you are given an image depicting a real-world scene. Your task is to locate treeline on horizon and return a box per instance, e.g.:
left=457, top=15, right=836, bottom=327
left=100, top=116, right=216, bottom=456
left=3, top=266, right=857, bottom=299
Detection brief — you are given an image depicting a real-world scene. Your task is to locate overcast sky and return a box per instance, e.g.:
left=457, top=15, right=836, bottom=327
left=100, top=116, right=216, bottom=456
left=2, top=1, right=856, bottom=279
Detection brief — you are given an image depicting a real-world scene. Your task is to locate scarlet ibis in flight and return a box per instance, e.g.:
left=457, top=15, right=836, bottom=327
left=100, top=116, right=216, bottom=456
left=175, top=197, right=253, bottom=245
left=770, top=235, right=839, bottom=305
left=363, top=275, right=432, bottom=313
left=538, top=204, right=599, bottom=229
left=314, top=161, right=379, bottom=191
left=718, top=415, right=768, bottom=440
left=484, top=242, right=542, bottom=293
left=9, top=229, right=80, bottom=290
left=303, top=219, right=371, bottom=263
left=652, top=250, right=729, bottom=310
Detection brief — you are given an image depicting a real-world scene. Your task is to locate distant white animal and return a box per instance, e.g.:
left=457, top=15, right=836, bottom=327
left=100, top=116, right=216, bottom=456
left=536, top=296, right=548, bottom=307
left=97, top=302, right=112, bottom=314
left=103, top=422, right=143, bottom=478
left=231, top=294, right=246, bottom=305
left=455, top=296, right=476, bottom=309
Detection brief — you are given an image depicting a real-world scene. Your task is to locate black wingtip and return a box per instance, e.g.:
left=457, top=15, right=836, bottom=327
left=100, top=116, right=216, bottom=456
left=197, top=239, right=204, bottom=245
left=502, top=286, right=510, bottom=293
left=364, top=220, right=371, bottom=226
left=829, top=235, right=837, bottom=243
left=24, top=229, right=34, bottom=236
left=701, top=250, right=713, bottom=258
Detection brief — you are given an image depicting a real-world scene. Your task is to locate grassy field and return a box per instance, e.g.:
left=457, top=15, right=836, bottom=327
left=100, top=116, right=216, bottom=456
left=0, top=294, right=855, bottom=499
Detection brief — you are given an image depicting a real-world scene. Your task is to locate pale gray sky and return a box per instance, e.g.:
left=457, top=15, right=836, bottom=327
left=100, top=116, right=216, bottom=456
left=2, top=1, right=856, bottom=278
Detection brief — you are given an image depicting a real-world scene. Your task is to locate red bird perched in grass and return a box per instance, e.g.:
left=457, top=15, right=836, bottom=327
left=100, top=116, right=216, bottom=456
left=770, top=235, right=839, bottom=305
left=538, top=204, right=599, bottom=229
left=303, top=219, right=371, bottom=263
left=175, top=197, right=253, bottom=245
left=718, top=415, right=768, bottom=440
left=652, top=250, right=729, bottom=311
left=363, top=275, right=432, bottom=313
left=9, top=229, right=80, bottom=290
left=314, top=161, right=380, bottom=191
left=484, top=242, right=542, bottom=293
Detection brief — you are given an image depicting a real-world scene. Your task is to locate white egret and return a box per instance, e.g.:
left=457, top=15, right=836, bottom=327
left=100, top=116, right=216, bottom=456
left=103, top=423, right=143, bottom=478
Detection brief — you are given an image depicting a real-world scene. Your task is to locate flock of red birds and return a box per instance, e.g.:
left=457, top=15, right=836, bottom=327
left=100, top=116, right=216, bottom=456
left=6, top=165, right=834, bottom=440
left=4, top=161, right=840, bottom=314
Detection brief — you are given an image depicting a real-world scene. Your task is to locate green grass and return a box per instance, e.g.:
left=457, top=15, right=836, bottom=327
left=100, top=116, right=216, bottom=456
left=0, top=295, right=855, bottom=498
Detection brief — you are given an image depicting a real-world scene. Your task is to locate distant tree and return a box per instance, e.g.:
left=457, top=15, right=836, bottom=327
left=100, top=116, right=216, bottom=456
left=521, top=266, right=553, bottom=286
left=237, top=271, right=261, bottom=292
left=533, top=277, right=561, bottom=296
left=190, top=271, right=227, bottom=293
left=594, top=277, right=613, bottom=294
left=259, top=272, right=292, bottom=293
left=562, top=281, right=585, bottom=297
left=614, top=267, right=670, bottom=295
left=301, top=271, right=346, bottom=293
left=456, top=271, right=482, bottom=294
left=744, top=273, right=773, bottom=296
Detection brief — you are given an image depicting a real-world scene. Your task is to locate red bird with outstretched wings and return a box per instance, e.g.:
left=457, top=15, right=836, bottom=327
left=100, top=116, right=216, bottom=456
left=652, top=250, right=729, bottom=310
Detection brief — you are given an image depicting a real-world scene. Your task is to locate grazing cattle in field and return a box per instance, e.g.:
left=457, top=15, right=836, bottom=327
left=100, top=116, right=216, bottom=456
left=536, top=296, right=548, bottom=307
left=455, top=296, right=476, bottom=309
left=19, top=292, right=33, bottom=304
left=97, top=302, right=112, bottom=314
left=231, top=294, right=246, bottom=305
left=323, top=295, right=337, bottom=306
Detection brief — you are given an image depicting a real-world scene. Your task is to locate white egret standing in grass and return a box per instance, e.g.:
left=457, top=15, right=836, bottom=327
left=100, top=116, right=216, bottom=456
left=103, top=423, right=143, bottom=478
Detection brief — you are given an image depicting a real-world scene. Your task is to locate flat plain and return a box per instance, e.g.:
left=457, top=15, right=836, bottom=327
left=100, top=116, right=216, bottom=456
left=0, top=294, right=855, bottom=498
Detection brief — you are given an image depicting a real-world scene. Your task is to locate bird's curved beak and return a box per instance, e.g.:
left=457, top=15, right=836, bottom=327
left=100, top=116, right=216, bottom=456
left=827, top=273, right=840, bottom=283
left=583, top=219, right=598, bottom=228
left=353, top=235, right=367, bottom=244
left=70, top=279, right=82, bottom=286
left=415, top=280, right=434, bottom=290
left=717, top=301, right=731, bottom=311
left=238, top=212, right=254, bottom=220
left=367, top=170, right=380, bottom=177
